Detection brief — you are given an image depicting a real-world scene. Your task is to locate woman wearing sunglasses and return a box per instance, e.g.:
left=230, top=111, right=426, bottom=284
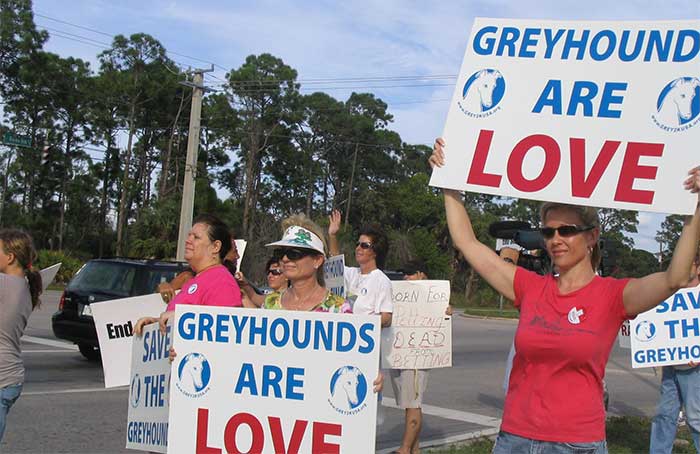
left=328, top=211, right=393, bottom=327
left=431, top=138, right=700, bottom=453
left=262, top=215, right=351, bottom=313
left=262, top=215, right=383, bottom=393
left=236, top=257, right=289, bottom=308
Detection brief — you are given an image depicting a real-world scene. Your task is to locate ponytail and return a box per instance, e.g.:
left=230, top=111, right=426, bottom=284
left=223, top=259, right=237, bottom=277
left=25, top=268, right=42, bottom=309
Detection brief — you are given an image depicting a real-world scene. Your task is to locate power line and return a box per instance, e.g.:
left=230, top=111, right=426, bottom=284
left=210, top=83, right=454, bottom=92
left=37, top=24, right=193, bottom=72
left=35, top=11, right=229, bottom=72
left=209, top=75, right=457, bottom=86
left=37, top=24, right=113, bottom=47
left=33, top=12, right=458, bottom=86
left=37, top=23, right=454, bottom=95
left=37, top=27, right=111, bottom=50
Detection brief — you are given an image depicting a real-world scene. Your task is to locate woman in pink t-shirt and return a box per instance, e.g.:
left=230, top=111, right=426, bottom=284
left=431, top=138, right=700, bottom=452
left=135, top=214, right=242, bottom=334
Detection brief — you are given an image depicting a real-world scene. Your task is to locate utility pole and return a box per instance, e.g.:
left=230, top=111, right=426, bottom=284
left=176, top=65, right=214, bottom=261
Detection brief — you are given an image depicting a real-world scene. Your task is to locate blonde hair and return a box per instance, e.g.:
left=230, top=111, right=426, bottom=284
left=281, top=214, right=328, bottom=256
left=539, top=203, right=601, bottom=271
left=280, top=214, right=327, bottom=285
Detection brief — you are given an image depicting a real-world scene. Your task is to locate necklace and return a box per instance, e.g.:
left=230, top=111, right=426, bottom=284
left=282, top=286, right=327, bottom=311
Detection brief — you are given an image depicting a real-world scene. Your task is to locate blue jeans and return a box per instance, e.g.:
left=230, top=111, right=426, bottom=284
left=0, top=383, right=22, bottom=441
left=650, top=366, right=700, bottom=454
left=492, top=431, right=607, bottom=454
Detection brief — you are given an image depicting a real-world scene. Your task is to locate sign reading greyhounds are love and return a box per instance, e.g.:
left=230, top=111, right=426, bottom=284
left=431, top=18, right=700, bottom=214
left=167, top=306, right=380, bottom=453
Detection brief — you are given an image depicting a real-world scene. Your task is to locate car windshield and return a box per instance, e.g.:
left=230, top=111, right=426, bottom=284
left=67, top=261, right=137, bottom=297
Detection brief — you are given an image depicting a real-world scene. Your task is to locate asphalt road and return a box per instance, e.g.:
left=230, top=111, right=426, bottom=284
left=1, top=291, right=662, bottom=453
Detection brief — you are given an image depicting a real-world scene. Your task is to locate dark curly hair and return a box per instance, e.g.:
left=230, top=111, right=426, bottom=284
left=359, top=224, right=389, bottom=269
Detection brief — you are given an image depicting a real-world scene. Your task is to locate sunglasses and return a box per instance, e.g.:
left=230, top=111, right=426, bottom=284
left=274, top=248, right=317, bottom=261
left=540, top=224, right=594, bottom=239
left=267, top=268, right=284, bottom=276
left=356, top=241, right=373, bottom=250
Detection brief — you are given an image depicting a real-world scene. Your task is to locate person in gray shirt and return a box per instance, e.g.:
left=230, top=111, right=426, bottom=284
left=0, top=229, right=42, bottom=441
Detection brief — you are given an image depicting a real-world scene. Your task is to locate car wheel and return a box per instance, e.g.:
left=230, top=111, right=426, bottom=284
left=78, top=343, right=101, bottom=361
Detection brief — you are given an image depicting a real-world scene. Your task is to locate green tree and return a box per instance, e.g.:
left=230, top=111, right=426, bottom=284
left=98, top=33, right=178, bottom=254
left=598, top=208, right=638, bottom=248
left=0, top=0, right=47, bottom=93
left=224, top=53, right=299, bottom=240
left=656, top=214, right=685, bottom=268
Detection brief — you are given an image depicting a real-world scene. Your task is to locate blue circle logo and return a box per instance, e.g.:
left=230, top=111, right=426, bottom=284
left=653, top=77, right=700, bottom=131
left=176, top=352, right=211, bottom=397
left=328, top=366, right=368, bottom=414
left=635, top=321, right=657, bottom=342
left=459, top=69, right=506, bottom=116
left=130, top=374, right=141, bottom=408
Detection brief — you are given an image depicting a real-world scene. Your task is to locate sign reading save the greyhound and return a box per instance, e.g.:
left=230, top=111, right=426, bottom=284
left=431, top=19, right=700, bottom=214
left=631, top=284, right=700, bottom=368
left=167, top=306, right=380, bottom=453
left=126, top=323, right=171, bottom=453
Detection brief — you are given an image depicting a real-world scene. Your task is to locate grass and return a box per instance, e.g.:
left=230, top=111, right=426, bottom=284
left=426, top=416, right=697, bottom=453
left=460, top=307, right=519, bottom=319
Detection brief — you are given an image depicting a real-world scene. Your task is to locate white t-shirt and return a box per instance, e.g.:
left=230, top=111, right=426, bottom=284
left=344, top=267, right=393, bottom=315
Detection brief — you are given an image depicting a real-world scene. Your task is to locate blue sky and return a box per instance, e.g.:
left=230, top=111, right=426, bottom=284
left=29, top=0, right=700, bottom=252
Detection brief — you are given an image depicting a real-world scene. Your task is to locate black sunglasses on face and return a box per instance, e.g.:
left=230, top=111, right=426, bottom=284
left=356, top=241, right=373, bottom=250
left=274, top=248, right=316, bottom=261
left=267, top=268, right=284, bottom=276
left=540, top=224, right=594, bottom=239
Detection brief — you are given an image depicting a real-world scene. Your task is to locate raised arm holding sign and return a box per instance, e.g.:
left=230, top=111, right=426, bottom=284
left=433, top=146, right=700, bottom=447
left=428, top=18, right=700, bottom=450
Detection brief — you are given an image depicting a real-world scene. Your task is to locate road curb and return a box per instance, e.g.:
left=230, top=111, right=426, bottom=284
left=459, top=312, right=518, bottom=322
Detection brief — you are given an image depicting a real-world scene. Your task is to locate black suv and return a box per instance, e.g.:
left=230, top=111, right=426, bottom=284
left=52, top=258, right=188, bottom=360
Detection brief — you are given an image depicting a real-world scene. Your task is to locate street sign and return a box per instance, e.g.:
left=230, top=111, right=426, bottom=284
left=2, top=132, right=32, bottom=148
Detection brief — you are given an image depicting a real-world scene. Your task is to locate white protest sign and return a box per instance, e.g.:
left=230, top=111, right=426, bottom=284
left=430, top=18, right=700, bottom=214
left=324, top=254, right=345, bottom=297
left=126, top=323, right=171, bottom=453
left=91, top=294, right=165, bottom=387
left=40, top=263, right=61, bottom=291
left=618, top=319, right=631, bottom=349
left=631, top=284, right=700, bottom=368
left=235, top=239, right=247, bottom=271
left=381, top=280, right=452, bottom=369
left=168, top=306, right=380, bottom=454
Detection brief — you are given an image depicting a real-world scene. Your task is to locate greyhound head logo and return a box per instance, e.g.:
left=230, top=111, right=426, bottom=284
left=635, top=321, right=657, bottom=342
left=655, top=77, right=700, bottom=129
left=460, top=68, right=506, bottom=115
left=329, top=366, right=368, bottom=413
left=176, top=352, right=211, bottom=397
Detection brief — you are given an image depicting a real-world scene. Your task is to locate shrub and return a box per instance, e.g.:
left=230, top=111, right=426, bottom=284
left=35, top=250, right=85, bottom=284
